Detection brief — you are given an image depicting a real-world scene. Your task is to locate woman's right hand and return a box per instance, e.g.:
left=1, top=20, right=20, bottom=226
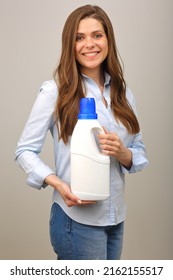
left=45, top=174, right=96, bottom=207
left=57, top=181, right=96, bottom=207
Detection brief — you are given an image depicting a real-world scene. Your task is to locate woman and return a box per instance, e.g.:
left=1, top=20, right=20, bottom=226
left=15, top=5, right=148, bottom=260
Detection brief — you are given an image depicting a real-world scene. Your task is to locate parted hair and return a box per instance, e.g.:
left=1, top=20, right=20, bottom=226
left=54, top=5, right=140, bottom=144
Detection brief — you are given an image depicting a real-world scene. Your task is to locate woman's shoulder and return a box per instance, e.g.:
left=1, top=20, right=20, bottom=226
left=125, top=87, right=136, bottom=107
left=39, top=80, right=58, bottom=97
left=126, top=87, right=134, bottom=101
left=34, top=80, right=58, bottom=108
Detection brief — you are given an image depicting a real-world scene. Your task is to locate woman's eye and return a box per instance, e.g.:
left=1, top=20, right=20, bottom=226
left=94, top=33, right=102, bottom=39
left=76, top=35, right=84, bottom=42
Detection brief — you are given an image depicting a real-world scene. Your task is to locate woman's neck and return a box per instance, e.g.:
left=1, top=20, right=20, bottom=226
left=81, top=67, right=107, bottom=106
left=81, top=67, right=105, bottom=88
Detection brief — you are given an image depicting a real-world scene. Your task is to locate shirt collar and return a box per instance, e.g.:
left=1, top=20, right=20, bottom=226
left=81, top=72, right=111, bottom=86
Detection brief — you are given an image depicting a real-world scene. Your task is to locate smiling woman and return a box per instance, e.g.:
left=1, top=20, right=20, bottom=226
left=75, top=18, right=108, bottom=78
left=15, top=4, right=148, bottom=260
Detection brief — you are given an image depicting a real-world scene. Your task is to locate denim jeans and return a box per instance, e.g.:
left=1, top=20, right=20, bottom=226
left=49, top=203, right=124, bottom=260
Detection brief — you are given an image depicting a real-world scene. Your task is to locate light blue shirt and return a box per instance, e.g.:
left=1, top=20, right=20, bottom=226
left=15, top=73, right=148, bottom=226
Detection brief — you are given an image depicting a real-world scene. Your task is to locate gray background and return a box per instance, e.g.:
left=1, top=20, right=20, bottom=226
left=0, top=0, right=172, bottom=259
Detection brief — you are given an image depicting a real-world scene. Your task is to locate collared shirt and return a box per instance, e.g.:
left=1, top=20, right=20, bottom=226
left=15, top=73, right=148, bottom=226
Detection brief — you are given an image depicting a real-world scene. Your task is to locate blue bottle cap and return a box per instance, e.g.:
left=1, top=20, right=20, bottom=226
left=78, top=98, right=98, bottom=119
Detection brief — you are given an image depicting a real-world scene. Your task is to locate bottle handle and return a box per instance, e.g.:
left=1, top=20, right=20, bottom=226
left=90, top=126, right=106, bottom=155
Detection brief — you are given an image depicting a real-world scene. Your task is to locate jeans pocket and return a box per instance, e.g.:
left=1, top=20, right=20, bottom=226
left=49, top=203, right=58, bottom=226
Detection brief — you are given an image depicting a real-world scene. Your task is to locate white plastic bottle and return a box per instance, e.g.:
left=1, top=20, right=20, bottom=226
left=71, top=98, right=110, bottom=201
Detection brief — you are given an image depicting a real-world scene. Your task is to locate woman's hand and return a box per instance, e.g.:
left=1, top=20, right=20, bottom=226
left=45, top=174, right=96, bottom=207
left=56, top=180, right=96, bottom=207
left=97, top=127, right=132, bottom=169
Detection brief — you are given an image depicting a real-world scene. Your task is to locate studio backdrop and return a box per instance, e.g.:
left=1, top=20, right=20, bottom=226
left=0, top=0, right=172, bottom=259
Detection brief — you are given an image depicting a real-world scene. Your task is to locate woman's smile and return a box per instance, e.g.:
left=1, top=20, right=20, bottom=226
left=82, top=51, right=100, bottom=57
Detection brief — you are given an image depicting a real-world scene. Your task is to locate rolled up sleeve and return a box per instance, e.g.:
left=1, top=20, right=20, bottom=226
left=121, top=132, right=149, bottom=174
left=15, top=81, right=57, bottom=189
left=16, top=151, right=54, bottom=190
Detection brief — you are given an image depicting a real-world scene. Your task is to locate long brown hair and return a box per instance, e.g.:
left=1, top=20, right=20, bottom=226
left=54, top=5, right=140, bottom=144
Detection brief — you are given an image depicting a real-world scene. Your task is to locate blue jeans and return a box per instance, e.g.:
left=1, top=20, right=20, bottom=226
left=49, top=203, right=124, bottom=260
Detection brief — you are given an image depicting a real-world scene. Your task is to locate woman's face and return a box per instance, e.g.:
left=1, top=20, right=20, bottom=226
left=75, top=17, right=108, bottom=75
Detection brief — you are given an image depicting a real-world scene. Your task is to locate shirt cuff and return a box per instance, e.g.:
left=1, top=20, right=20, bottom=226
left=121, top=148, right=149, bottom=174
left=26, top=165, right=55, bottom=190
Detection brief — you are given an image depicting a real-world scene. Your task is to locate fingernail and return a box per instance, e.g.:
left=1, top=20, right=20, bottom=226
left=77, top=200, right=82, bottom=204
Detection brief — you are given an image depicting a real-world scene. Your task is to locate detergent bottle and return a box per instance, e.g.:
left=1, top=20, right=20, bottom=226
left=71, top=98, right=110, bottom=200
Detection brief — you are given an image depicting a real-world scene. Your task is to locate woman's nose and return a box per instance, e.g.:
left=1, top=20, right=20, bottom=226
left=85, top=36, right=95, bottom=48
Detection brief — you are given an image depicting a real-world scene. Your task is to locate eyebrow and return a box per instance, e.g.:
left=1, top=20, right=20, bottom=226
left=76, top=30, right=105, bottom=35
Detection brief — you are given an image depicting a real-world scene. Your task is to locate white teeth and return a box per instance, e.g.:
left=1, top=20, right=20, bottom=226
left=83, top=52, right=98, bottom=57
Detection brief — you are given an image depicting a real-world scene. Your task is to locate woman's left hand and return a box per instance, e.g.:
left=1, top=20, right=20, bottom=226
left=97, top=127, right=132, bottom=169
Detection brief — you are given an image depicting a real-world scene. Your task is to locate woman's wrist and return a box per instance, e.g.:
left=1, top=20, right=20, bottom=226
left=44, top=174, right=64, bottom=191
left=119, top=147, right=132, bottom=170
